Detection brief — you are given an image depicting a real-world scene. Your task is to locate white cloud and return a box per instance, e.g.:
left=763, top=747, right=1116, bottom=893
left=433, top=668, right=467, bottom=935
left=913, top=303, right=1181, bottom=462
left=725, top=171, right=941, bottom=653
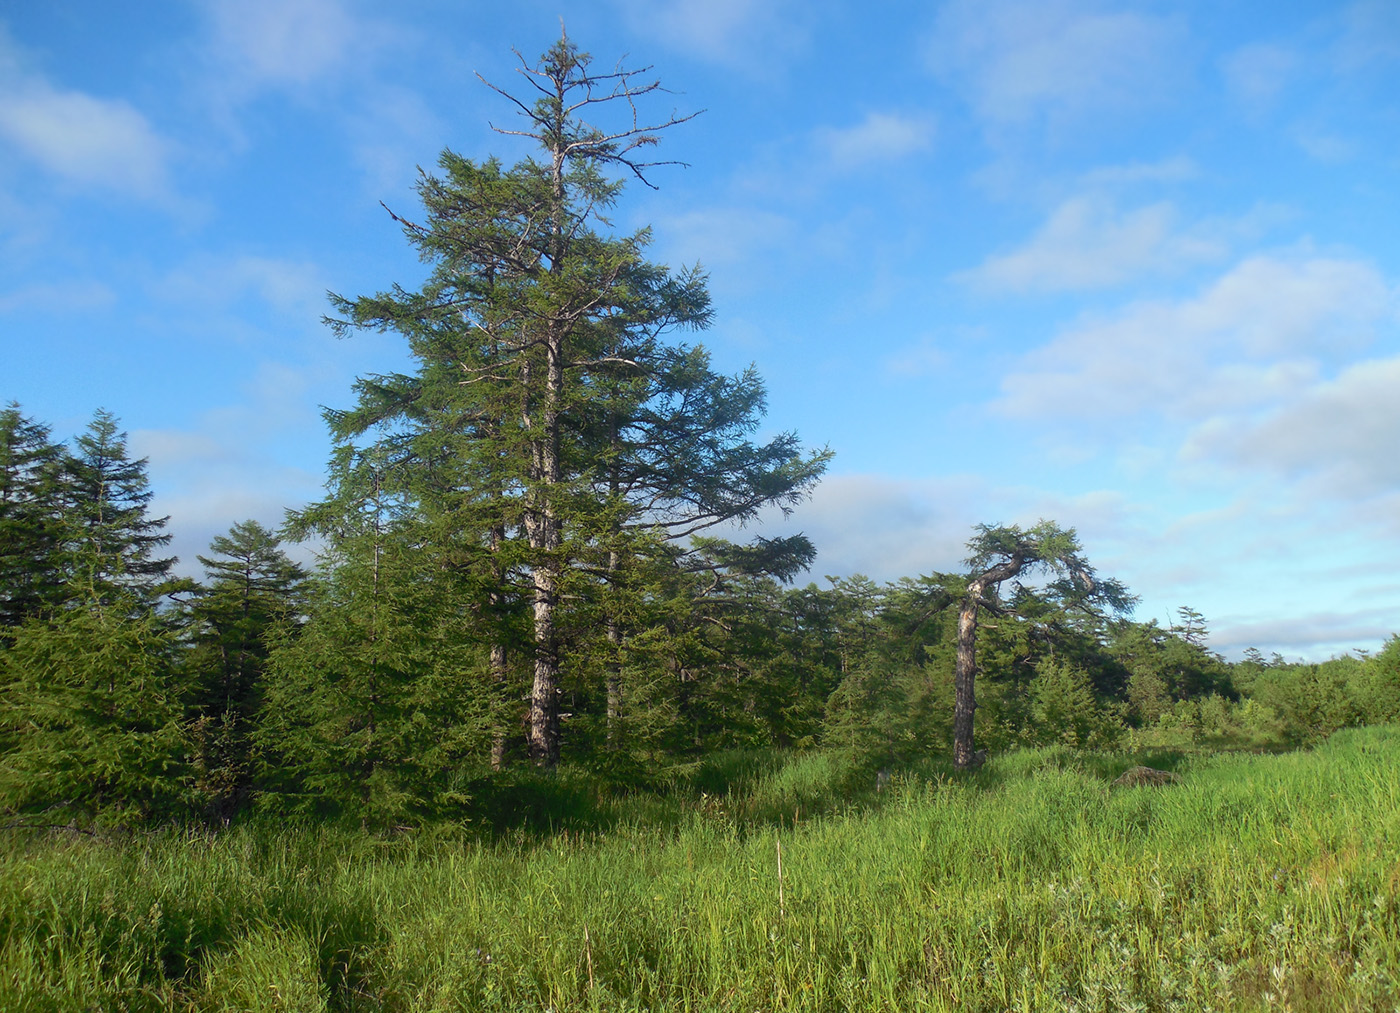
left=815, top=112, right=934, bottom=171
left=925, top=0, right=1184, bottom=128
left=884, top=337, right=947, bottom=378
left=655, top=206, right=796, bottom=269
left=1187, top=356, right=1400, bottom=496
left=771, top=472, right=1141, bottom=585
left=958, top=197, right=1227, bottom=292
left=777, top=472, right=989, bottom=581
left=614, top=0, right=812, bottom=67
left=131, top=363, right=339, bottom=577
left=0, top=29, right=173, bottom=200
left=204, top=0, right=363, bottom=91
left=995, top=254, right=1394, bottom=421
left=1291, top=127, right=1357, bottom=164
left=154, top=255, right=330, bottom=320
left=1336, top=0, right=1400, bottom=70
left=349, top=85, right=443, bottom=197
left=1212, top=611, right=1399, bottom=659
left=1079, top=156, right=1199, bottom=187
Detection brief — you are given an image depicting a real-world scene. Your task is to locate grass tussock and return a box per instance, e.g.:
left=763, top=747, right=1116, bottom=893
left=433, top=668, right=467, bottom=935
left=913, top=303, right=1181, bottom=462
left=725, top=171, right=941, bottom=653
left=3, top=727, right=1399, bottom=1011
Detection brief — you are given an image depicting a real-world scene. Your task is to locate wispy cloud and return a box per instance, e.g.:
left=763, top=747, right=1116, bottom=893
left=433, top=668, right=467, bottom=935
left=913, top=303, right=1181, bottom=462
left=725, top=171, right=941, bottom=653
left=1186, top=356, right=1400, bottom=497
left=154, top=255, right=330, bottom=320
left=1079, top=156, right=1199, bottom=186
left=815, top=112, right=934, bottom=171
left=994, top=253, right=1393, bottom=421
left=654, top=206, right=796, bottom=269
left=0, top=28, right=173, bottom=200
left=613, top=0, right=813, bottom=68
left=0, top=279, right=116, bottom=314
left=202, top=0, right=367, bottom=94
left=925, top=0, right=1185, bottom=129
left=957, top=197, right=1227, bottom=292
left=1335, top=0, right=1400, bottom=71
left=1221, top=42, right=1298, bottom=112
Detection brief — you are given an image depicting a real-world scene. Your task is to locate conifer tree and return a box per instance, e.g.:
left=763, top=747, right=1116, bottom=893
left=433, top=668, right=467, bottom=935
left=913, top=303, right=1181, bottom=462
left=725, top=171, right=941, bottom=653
left=0, top=584, right=189, bottom=824
left=318, top=32, right=827, bottom=768
left=62, top=409, right=175, bottom=603
left=258, top=444, right=488, bottom=824
left=947, top=522, right=1135, bottom=768
left=0, top=404, right=67, bottom=636
left=187, top=520, right=307, bottom=820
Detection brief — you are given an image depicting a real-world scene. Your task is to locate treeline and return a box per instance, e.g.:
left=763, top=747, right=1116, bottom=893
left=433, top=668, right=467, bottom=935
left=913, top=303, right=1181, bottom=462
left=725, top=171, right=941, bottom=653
left=2, top=401, right=1398, bottom=831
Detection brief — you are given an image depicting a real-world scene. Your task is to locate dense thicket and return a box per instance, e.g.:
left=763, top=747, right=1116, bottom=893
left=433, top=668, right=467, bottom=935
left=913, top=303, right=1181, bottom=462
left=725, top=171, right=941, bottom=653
left=0, top=402, right=1396, bottom=829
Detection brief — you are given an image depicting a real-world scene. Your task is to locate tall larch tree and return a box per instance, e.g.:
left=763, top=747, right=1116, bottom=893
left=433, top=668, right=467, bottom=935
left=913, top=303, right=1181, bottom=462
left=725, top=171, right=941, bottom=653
left=317, top=32, right=827, bottom=768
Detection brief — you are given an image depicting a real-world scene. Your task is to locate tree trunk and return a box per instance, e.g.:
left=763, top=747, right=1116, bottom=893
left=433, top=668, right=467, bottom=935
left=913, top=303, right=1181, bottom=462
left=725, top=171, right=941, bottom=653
left=952, top=590, right=981, bottom=770
left=952, top=555, right=1025, bottom=770
left=487, top=521, right=510, bottom=771
left=526, top=294, right=565, bottom=766
left=489, top=640, right=509, bottom=770
left=526, top=139, right=570, bottom=769
left=605, top=415, right=623, bottom=747
left=527, top=563, right=560, bottom=767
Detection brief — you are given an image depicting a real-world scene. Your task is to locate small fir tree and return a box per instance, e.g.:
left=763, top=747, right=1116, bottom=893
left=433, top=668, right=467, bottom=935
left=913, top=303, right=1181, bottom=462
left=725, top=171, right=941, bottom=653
left=187, top=520, right=308, bottom=821
left=0, top=585, right=189, bottom=824
left=62, top=409, right=176, bottom=603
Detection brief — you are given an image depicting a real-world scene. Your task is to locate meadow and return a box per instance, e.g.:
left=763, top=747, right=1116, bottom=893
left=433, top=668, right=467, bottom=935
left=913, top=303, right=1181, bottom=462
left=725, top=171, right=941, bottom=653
left=2, top=727, right=1398, bottom=1012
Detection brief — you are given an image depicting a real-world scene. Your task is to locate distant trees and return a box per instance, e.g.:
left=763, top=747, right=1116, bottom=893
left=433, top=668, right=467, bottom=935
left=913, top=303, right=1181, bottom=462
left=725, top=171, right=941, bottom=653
left=0, top=405, right=175, bottom=628
left=1, top=386, right=1397, bottom=828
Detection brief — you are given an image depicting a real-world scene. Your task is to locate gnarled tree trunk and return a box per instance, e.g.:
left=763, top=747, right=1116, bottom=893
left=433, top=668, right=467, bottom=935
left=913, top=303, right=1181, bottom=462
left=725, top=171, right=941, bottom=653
left=953, top=555, right=1024, bottom=770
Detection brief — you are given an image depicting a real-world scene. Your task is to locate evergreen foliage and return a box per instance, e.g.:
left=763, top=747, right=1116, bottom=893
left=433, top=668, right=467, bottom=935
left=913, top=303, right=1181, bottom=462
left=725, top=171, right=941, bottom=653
left=187, top=520, right=307, bottom=821
left=311, top=32, right=827, bottom=769
left=258, top=447, right=491, bottom=826
left=62, top=409, right=175, bottom=604
left=0, top=404, right=67, bottom=636
left=0, top=586, right=188, bottom=825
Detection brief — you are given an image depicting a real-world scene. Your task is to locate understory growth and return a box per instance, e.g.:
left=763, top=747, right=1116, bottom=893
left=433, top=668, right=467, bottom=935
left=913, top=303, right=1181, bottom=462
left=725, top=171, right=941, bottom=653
left=2, top=727, right=1397, bottom=1011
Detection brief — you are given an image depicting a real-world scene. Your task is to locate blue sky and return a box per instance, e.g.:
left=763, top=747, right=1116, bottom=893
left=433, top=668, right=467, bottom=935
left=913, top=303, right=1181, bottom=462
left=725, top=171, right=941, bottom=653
left=2, top=0, right=1398, bottom=660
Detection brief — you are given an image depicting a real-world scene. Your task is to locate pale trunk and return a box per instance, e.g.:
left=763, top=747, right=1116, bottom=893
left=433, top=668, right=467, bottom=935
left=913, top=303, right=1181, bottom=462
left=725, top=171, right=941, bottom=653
left=605, top=548, right=623, bottom=746
left=525, top=341, right=563, bottom=767
left=605, top=417, right=623, bottom=746
left=526, top=144, right=568, bottom=767
left=953, top=588, right=982, bottom=770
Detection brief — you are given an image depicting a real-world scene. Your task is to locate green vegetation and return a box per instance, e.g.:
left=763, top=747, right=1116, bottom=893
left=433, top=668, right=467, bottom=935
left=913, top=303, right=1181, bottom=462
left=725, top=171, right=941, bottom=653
left=3, top=32, right=1400, bottom=1010
left=3, top=727, right=1397, bottom=1011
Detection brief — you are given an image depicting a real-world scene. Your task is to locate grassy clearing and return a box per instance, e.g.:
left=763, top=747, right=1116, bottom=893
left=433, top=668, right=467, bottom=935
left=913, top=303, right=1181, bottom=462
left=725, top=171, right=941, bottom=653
left=2, top=727, right=1398, bottom=1011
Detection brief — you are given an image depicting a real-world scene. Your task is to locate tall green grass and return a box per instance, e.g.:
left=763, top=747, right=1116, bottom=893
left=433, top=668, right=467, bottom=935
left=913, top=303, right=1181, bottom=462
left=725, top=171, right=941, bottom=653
left=3, top=727, right=1397, bottom=1011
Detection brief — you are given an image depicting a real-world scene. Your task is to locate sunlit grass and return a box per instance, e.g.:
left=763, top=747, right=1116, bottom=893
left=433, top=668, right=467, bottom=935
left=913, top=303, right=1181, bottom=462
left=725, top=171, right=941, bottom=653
left=3, top=727, right=1398, bottom=1011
